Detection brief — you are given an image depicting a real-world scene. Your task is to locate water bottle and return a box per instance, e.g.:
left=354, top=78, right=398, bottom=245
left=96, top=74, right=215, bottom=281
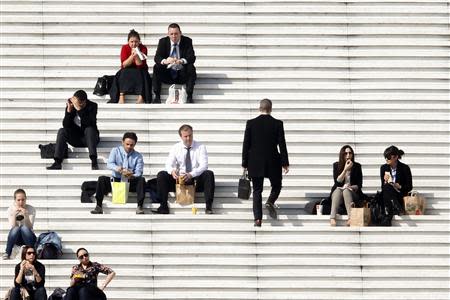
left=25, top=268, right=35, bottom=288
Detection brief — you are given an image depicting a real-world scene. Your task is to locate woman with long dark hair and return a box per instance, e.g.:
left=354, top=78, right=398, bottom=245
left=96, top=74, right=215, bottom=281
left=10, top=245, right=47, bottom=300
left=329, top=145, right=363, bottom=226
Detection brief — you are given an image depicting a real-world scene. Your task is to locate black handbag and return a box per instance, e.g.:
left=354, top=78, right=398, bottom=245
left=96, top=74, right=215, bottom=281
left=369, top=191, right=385, bottom=226
left=238, top=170, right=251, bottom=200
left=93, top=75, right=114, bottom=96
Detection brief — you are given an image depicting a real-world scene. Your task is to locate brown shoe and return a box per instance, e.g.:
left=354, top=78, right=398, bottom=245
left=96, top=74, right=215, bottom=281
left=90, top=205, right=103, bottom=214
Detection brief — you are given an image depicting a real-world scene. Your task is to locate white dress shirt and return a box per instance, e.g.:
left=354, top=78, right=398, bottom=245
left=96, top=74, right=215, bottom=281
left=165, top=140, right=208, bottom=178
left=73, top=113, right=81, bottom=128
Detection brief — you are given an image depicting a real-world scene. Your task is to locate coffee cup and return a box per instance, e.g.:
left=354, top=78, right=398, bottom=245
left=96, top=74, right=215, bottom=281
left=316, top=204, right=323, bottom=215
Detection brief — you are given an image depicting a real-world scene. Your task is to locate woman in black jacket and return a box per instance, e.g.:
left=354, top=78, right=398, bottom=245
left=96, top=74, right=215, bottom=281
left=10, top=245, right=47, bottom=300
left=380, top=145, right=413, bottom=223
left=329, top=145, right=363, bottom=226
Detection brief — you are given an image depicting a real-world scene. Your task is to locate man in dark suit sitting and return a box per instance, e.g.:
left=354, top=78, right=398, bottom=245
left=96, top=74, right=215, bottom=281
left=153, top=23, right=197, bottom=103
left=242, top=99, right=289, bottom=227
left=47, top=90, right=100, bottom=170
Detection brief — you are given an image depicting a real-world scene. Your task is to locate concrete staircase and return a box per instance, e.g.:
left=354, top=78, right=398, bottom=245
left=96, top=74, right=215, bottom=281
left=1, top=1, right=449, bottom=299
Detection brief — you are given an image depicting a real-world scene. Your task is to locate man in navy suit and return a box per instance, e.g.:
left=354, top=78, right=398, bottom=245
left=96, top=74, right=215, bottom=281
left=153, top=23, right=197, bottom=103
left=242, top=99, right=289, bottom=227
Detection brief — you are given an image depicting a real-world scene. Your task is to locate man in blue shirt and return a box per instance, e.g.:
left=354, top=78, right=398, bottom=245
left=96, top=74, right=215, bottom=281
left=91, top=132, right=146, bottom=214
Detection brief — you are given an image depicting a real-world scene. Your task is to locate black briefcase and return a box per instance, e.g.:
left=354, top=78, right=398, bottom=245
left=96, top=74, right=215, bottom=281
left=238, top=170, right=251, bottom=200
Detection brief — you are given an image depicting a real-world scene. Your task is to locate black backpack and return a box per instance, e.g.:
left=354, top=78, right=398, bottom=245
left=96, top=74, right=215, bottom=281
left=81, top=180, right=97, bottom=203
left=304, top=199, right=321, bottom=214
left=38, top=244, right=59, bottom=259
left=38, top=143, right=68, bottom=159
left=145, top=178, right=160, bottom=203
left=48, top=288, right=66, bottom=300
left=35, top=231, right=63, bottom=259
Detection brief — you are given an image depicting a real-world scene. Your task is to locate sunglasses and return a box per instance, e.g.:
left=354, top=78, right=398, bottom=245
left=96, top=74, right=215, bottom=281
left=26, top=251, right=35, bottom=255
left=78, top=253, right=89, bottom=259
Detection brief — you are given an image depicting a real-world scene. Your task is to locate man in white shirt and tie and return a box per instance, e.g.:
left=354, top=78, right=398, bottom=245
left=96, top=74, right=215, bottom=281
left=153, top=124, right=215, bottom=214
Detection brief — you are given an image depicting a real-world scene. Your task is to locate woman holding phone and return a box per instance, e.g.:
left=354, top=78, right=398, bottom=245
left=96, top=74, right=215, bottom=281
left=109, top=29, right=152, bottom=104
left=329, top=145, right=363, bottom=226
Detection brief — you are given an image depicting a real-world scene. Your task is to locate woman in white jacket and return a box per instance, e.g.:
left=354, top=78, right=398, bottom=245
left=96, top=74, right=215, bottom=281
left=2, top=189, right=37, bottom=260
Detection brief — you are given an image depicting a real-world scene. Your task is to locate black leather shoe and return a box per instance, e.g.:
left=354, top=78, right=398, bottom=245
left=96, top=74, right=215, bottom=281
left=205, top=208, right=213, bottom=215
left=152, top=206, right=169, bottom=214
left=187, top=95, right=193, bottom=103
left=46, top=162, right=62, bottom=170
left=90, top=205, right=103, bottom=214
left=153, top=94, right=161, bottom=103
left=265, top=202, right=278, bottom=219
left=91, top=163, right=99, bottom=170
left=380, top=215, right=392, bottom=226
left=254, top=219, right=262, bottom=227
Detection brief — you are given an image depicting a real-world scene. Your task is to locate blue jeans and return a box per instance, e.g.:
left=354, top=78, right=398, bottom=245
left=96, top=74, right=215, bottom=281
left=5, top=226, right=36, bottom=256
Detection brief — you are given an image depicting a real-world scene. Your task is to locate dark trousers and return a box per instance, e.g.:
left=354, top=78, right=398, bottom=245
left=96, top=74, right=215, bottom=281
left=64, top=284, right=106, bottom=300
left=11, top=286, right=47, bottom=300
left=95, top=175, right=146, bottom=207
left=382, top=183, right=403, bottom=216
left=252, top=176, right=282, bottom=220
left=55, top=127, right=99, bottom=162
left=152, top=63, right=197, bottom=96
left=157, top=170, right=215, bottom=210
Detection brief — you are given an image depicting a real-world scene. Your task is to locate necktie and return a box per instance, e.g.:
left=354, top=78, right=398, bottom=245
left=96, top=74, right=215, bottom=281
left=185, top=147, right=192, bottom=173
left=170, top=44, right=178, bottom=79
left=121, top=153, right=129, bottom=182
left=171, top=43, right=178, bottom=58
